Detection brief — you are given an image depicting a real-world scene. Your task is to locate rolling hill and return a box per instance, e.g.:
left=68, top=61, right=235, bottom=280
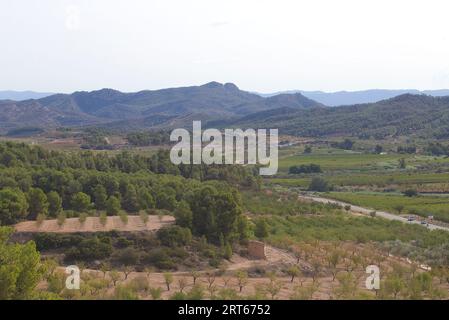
left=3, top=83, right=449, bottom=140
left=219, top=94, right=449, bottom=139
left=0, top=82, right=322, bottom=133
left=259, top=89, right=449, bottom=106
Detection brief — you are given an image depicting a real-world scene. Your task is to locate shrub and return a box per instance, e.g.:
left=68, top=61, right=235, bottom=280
left=254, top=219, right=269, bottom=239
left=224, top=243, right=233, bottom=260
left=65, top=237, right=112, bottom=262
left=142, top=248, right=176, bottom=270
left=99, top=212, right=108, bottom=226
left=157, top=226, right=192, bottom=247
left=129, top=276, right=149, bottom=293
left=79, top=213, right=88, bottom=225
left=163, top=272, right=173, bottom=291
left=119, top=212, right=128, bottom=225
left=35, top=233, right=84, bottom=251
left=116, top=248, right=140, bottom=266
left=331, top=139, right=354, bottom=150
left=308, top=177, right=331, bottom=192
left=36, top=213, right=46, bottom=226
left=403, top=189, right=418, bottom=197
left=149, top=287, right=163, bottom=300
left=116, top=236, right=133, bottom=248
left=170, top=292, right=187, bottom=300
left=187, top=284, right=205, bottom=300
left=140, top=211, right=149, bottom=224
left=114, top=284, right=139, bottom=300
left=289, top=164, right=322, bottom=174
left=57, top=213, right=66, bottom=227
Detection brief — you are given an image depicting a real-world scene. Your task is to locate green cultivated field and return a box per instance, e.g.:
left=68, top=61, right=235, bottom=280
left=265, top=213, right=449, bottom=246
left=273, top=148, right=449, bottom=198
left=279, top=152, right=449, bottom=172
left=279, top=152, right=412, bottom=172
left=268, top=172, right=449, bottom=188
left=326, top=192, right=449, bottom=222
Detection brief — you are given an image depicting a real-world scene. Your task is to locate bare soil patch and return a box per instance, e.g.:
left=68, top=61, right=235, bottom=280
left=14, top=215, right=175, bottom=233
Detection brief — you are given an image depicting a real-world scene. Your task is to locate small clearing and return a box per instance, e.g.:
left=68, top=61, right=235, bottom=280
left=14, top=215, right=175, bottom=233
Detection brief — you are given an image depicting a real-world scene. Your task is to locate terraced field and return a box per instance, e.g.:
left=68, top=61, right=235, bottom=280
left=14, top=215, right=175, bottom=233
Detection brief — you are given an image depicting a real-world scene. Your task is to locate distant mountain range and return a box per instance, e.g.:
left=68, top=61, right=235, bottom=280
left=0, top=91, right=54, bottom=101
left=2, top=83, right=449, bottom=139
left=258, top=89, right=449, bottom=106
left=0, top=82, right=321, bottom=133
left=5, top=88, right=449, bottom=106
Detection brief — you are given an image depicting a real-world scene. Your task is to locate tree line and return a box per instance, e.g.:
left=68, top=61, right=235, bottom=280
left=0, top=141, right=260, bottom=187
left=127, top=131, right=171, bottom=146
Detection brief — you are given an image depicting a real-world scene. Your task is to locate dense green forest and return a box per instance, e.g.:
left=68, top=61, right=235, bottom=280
left=127, top=131, right=171, bottom=146
left=0, top=142, right=260, bottom=244
left=219, top=94, right=449, bottom=139
left=0, top=141, right=262, bottom=299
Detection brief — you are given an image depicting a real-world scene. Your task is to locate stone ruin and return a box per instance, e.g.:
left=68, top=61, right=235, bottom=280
left=248, top=240, right=266, bottom=260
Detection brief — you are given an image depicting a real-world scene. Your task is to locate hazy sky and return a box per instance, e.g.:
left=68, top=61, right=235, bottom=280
left=1, top=0, right=449, bottom=93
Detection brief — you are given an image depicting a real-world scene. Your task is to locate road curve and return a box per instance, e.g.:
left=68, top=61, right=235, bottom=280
left=298, top=193, right=449, bottom=232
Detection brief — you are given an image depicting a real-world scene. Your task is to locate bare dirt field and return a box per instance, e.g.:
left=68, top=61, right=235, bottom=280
left=45, top=240, right=449, bottom=300
left=226, top=245, right=299, bottom=271
left=14, top=215, right=175, bottom=233
left=67, top=247, right=372, bottom=300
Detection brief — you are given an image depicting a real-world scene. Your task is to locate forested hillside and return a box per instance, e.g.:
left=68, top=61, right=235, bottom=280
left=221, top=94, right=449, bottom=139
left=0, top=83, right=321, bottom=132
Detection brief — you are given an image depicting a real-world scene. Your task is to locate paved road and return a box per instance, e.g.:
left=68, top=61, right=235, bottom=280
left=298, top=194, right=449, bottom=232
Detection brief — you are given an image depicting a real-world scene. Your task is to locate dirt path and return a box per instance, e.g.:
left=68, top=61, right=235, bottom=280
left=14, top=215, right=175, bottom=233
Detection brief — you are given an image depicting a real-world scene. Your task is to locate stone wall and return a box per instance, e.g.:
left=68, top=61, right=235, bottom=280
left=248, top=240, right=266, bottom=260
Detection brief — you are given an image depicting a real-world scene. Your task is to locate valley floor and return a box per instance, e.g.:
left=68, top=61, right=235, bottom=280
left=298, top=193, right=449, bottom=232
